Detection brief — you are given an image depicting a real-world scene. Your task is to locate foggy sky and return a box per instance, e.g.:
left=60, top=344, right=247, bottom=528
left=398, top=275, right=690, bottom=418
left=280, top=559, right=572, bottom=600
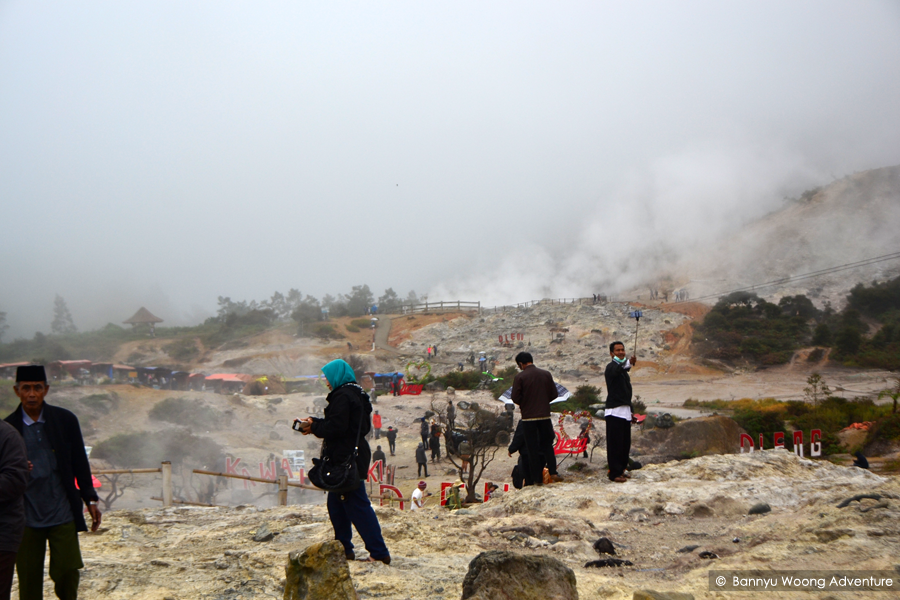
left=2, top=1, right=900, bottom=337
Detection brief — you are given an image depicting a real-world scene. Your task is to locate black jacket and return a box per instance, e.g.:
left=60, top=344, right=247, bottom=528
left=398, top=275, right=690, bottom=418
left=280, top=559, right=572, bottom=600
left=604, top=360, right=633, bottom=409
left=309, top=383, right=372, bottom=478
left=0, top=420, right=29, bottom=551
left=5, top=403, right=98, bottom=532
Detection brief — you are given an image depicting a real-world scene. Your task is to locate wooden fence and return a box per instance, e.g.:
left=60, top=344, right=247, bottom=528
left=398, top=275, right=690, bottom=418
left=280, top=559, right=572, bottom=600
left=397, top=300, right=481, bottom=314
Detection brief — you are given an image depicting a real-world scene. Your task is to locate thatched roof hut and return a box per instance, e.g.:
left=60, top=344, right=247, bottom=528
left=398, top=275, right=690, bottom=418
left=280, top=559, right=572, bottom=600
left=123, top=307, right=163, bottom=326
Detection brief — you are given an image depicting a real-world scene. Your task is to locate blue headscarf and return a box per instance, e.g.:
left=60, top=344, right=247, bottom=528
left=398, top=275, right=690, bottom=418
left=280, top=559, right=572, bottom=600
left=321, top=359, right=357, bottom=389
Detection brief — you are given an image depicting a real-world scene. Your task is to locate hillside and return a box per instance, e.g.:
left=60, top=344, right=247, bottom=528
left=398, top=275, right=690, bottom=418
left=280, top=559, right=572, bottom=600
left=678, top=165, right=900, bottom=308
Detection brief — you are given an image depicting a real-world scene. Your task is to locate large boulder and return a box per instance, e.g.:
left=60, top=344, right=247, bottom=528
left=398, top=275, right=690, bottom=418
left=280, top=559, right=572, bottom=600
left=461, top=550, right=578, bottom=600
left=283, top=540, right=358, bottom=600
left=633, top=416, right=744, bottom=462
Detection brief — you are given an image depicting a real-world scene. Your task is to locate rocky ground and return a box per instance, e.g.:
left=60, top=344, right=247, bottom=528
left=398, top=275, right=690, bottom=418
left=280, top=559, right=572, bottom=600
left=13, top=452, right=899, bottom=600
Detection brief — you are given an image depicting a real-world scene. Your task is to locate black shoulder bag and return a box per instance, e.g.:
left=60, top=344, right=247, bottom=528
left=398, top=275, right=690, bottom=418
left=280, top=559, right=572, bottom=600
left=307, top=397, right=365, bottom=494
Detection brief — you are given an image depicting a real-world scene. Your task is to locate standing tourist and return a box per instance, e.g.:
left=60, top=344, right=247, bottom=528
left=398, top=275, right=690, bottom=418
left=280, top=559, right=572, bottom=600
left=510, top=352, right=560, bottom=485
left=0, top=419, right=28, bottom=600
left=419, top=417, right=429, bottom=447
left=447, top=401, right=456, bottom=431
left=604, top=342, right=637, bottom=483
left=415, top=443, right=428, bottom=477
left=5, top=365, right=102, bottom=600
left=372, top=445, right=387, bottom=469
left=295, top=360, right=390, bottom=564
left=372, top=411, right=382, bottom=439
left=385, top=426, right=397, bottom=456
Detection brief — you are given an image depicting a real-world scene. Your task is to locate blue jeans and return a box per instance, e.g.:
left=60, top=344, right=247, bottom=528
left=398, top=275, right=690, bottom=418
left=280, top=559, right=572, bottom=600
left=326, top=480, right=390, bottom=561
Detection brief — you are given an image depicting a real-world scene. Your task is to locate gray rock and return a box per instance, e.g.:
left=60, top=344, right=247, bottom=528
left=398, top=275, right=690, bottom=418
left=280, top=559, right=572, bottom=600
left=252, top=524, right=275, bottom=542
left=686, top=503, right=714, bottom=518
left=676, top=545, right=699, bottom=553
left=748, top=503, right=771, bottom=515
left=633, top=591, right=695, bottom=600
left=284, top=540, right=358, bottom=600
left=425, top=380, right=446, bottom=391
left=461, top=551, right=578, bottom=600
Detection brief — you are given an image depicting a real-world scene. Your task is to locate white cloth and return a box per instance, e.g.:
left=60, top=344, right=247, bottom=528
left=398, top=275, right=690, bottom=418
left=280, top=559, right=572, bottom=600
left=411, top=488, right=424, bottom=510
left=604, top=405, right=632, bottom=421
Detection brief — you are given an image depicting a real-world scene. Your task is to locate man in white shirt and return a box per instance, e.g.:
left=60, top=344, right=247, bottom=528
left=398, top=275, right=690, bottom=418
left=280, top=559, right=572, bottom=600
left=411, top=481, right=430, bottom=510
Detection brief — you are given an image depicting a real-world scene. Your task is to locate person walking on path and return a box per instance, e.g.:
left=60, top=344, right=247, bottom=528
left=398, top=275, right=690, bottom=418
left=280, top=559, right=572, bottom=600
left=391, top=372, right=401, bottom=397
left=4, top=364, right=102, bottom=600
left=295, top=359, right=391, bottom=564
left=415, top=443, right=428, bottom=477
left=372, top=411, right=382, bottom=440
left=510, top=352, right=560, bottom=485
left=604, top=341, right=637, bottom=483
left=385, top=427, right=397, bottom=456
left=0, top=419, right=28, bottom=600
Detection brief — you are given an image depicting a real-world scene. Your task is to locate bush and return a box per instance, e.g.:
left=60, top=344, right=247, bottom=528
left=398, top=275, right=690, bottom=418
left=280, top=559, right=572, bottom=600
left=164, top=338, right=200, bottom=362
left=437, top=369, right=484, bottom=390
left=345, top=324, right=360, bottom=333
left=307, top=323, right=344, bottom=339
left=92, top=429, right=222, bottom=469
left=350, top=319, right=372, bottom=329
left=148, top=397, right=222, bottom=429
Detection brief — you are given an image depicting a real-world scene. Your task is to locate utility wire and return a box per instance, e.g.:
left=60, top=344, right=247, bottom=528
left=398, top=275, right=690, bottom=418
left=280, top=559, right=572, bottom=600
left=688, top=250, right=900, bottom=303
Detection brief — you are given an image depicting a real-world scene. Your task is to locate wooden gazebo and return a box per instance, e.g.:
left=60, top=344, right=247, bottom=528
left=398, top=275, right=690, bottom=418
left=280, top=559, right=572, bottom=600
left=123, top=307, right=163, bottom=336
left=123, top=307, right=163, bottom=326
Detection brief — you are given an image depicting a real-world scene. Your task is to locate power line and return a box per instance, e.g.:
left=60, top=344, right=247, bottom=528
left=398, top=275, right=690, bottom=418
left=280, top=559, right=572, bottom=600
left=689, top=250, right=900, bottom=303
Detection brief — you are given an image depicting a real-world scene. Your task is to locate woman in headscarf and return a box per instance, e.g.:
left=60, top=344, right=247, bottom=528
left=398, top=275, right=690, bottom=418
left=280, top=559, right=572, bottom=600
left=295, top=359, right=391, bottom=564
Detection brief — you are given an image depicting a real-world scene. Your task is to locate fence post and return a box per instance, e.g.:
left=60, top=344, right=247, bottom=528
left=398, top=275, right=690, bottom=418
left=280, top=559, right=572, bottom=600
left=161, top=461, right=173, bottom=507
left=278, top=475, right=288, bottom=506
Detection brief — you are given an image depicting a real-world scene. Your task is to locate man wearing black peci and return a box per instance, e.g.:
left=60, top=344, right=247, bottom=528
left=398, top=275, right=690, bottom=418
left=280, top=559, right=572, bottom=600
left=604, top=342, right=638, bottom=483
left=5, top=364, right=101, bottom=600
left=510, top=352, right=561, bottom=485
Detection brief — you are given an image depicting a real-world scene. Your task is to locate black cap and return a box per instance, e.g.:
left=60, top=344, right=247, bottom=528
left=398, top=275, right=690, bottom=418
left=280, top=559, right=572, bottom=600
left=16, top=365, right=47, bottom=383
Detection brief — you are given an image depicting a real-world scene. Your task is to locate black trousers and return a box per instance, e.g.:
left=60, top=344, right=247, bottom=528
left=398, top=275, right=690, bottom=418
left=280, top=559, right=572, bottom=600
left=417, top=462, right=428, bottom=477
left=387, top=440, right=396, bottom=455
left=605, top=415, right=631, bottom=480
left=521, top=419, right=557, bottom=484
left=0, top=551, right=16, bottom=600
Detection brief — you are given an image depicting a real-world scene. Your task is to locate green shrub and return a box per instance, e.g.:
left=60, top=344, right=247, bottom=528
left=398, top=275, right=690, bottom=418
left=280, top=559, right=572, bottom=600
left=345, top=324, right=360, bottom=333
left=92, top=429, right=221, bottom=469
left=148, top=397, right=222, bottom=429
left=437, top=369, right=484, bottom=390
left=308, top=323, right=344, bottom=339
left=164, top=338, right=200, bottom=362
left=350, top=319, right=372, bottom=328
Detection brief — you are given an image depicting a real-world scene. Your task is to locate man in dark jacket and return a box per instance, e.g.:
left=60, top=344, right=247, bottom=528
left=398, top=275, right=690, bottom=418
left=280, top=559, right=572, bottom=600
left=385, top=427, right=397, bottom=456
left=0, top=420, right=28, bottom=600
left=604, top=342, right=637, bottom=483
left=372, top=445, right=387, bottom=469
left=511, top=352, right=560, bottom=485
left=5, top=365, right=101, bottom=600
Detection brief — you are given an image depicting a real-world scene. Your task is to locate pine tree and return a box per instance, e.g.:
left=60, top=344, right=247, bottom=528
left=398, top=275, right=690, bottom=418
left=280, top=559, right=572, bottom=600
left=51, top=295, right=77, bottom=335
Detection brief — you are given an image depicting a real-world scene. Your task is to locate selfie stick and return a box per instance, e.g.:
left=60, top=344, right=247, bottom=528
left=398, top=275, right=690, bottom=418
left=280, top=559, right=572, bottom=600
left=629, top=310, right=643, bottom=356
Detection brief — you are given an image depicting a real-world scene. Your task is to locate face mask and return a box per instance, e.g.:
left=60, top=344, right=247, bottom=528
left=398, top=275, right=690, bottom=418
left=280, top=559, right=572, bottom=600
left=613, top=355, right=626, bottom=364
